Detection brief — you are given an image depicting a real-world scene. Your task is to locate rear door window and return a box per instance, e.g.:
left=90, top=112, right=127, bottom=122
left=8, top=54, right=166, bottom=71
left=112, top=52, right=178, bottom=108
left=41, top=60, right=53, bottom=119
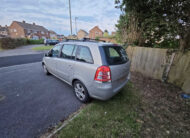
left=61, top=44, right=75, bottom=59
left=102, top=46, right=128, bottom=65
left=76, top=46, right=93, bottom=63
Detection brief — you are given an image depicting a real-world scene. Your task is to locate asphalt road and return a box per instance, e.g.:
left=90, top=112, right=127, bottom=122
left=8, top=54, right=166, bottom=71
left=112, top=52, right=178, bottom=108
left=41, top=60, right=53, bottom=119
left=0, top=58, right=82, bottom=137
left=0, top=53, right=44, bottom=68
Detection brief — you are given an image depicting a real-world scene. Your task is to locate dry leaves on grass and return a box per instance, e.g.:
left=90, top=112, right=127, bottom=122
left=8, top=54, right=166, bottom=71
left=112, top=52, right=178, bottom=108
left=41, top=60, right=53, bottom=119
left=131, top=72, right=190, bottom=137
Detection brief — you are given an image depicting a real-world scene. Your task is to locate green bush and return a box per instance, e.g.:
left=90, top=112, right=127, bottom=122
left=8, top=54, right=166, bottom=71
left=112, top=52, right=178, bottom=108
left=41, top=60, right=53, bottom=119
left=0, top=38, right=44, bottom=49
left=26, top=39, right=44, bottom=44
left=0, top=38, right=27, bottom=49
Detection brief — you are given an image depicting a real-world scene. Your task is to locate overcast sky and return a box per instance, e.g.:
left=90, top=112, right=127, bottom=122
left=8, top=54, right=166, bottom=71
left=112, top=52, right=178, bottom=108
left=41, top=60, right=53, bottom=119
left=0, top=0, right=121, bottom=35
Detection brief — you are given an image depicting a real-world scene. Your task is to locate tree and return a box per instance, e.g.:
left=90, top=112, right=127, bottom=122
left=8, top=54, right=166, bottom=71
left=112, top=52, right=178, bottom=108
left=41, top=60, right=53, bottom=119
left=103, top=29, right=109, bottom=37
left=115, top=0, right=190, bottom=50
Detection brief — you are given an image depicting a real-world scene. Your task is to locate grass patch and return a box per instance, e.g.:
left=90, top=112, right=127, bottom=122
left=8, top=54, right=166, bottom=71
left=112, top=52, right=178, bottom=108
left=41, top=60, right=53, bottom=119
left=0, top=95, right=5, bottom=101
left=56, top=82, right=141, bottom=138
left=32, top=45, right=53, bottom=51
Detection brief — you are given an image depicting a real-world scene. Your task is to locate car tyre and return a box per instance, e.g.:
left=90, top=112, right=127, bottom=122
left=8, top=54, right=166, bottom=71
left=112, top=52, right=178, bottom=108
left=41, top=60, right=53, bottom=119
left=73, top=80, right=91, bottom=103
left=43, top=64, right=50, bottom=75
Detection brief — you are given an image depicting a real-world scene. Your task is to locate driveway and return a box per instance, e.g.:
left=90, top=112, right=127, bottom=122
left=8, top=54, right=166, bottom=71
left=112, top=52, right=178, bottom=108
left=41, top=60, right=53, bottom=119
left=0, top=44, right=46, bottom=57
left=0, top=62, right=82, bottom=138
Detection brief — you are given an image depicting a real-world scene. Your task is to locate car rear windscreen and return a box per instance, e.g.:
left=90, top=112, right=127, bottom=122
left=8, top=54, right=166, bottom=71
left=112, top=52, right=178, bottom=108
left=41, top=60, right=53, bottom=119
left=102, top=46, right=128, bottom=65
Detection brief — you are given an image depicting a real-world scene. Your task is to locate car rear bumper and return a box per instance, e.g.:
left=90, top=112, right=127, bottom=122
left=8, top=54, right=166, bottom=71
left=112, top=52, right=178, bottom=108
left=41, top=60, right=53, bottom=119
left=89, top=72, right=130, bottom=100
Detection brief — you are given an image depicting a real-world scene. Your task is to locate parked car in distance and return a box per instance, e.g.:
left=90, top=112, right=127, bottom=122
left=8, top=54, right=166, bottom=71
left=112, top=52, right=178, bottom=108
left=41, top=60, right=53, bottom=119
left=42, top=40, right=131, bottom=103
left=44, top=39, right=59, bottom=45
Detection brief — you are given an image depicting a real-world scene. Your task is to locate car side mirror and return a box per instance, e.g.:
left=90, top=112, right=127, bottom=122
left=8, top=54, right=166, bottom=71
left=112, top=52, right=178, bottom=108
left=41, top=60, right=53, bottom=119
left=49, top=53, right=52, bottom=57
left=45, top=51, right=52, bottom=57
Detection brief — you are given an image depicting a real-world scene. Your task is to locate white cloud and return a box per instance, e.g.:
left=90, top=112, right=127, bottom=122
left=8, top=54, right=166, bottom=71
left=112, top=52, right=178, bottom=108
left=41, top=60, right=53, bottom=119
left=0, top=0, right=121, bottom=35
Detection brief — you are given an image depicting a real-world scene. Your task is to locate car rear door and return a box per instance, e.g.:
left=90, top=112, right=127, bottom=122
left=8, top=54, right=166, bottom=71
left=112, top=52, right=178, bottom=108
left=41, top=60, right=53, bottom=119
left=56, top=44, right=76, bottom=84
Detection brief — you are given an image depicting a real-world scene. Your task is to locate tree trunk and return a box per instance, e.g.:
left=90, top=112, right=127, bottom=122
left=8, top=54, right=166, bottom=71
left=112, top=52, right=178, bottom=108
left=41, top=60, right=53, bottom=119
left=180, top=28, right=190, bottom=52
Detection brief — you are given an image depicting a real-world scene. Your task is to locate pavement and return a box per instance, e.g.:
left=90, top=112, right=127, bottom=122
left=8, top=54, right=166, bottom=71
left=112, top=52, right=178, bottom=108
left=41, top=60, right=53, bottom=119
left=0, top=44, right=46, bottom=57
left=0, top=46, right=82, bottom=138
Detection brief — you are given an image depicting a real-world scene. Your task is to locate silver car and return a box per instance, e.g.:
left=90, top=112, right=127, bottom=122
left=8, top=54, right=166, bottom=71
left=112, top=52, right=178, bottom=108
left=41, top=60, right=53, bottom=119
left=42, top=40, right=130, bottom=103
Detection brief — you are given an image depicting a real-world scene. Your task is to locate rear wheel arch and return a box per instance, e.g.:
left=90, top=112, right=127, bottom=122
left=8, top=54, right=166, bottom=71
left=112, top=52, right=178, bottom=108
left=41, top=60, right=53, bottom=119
left=72, top=78, right=86, bottom=87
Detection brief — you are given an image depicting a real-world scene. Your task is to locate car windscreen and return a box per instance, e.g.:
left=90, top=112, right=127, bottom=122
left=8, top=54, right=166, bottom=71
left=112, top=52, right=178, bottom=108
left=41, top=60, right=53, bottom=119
left=102, top=46, right=128, bottom=65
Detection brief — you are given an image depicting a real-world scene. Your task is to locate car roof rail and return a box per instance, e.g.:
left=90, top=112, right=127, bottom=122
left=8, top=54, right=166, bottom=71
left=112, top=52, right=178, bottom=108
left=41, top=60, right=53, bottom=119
left=62, top=38, right=106, bottom=43
left=81, top=38, right=106, bottom=42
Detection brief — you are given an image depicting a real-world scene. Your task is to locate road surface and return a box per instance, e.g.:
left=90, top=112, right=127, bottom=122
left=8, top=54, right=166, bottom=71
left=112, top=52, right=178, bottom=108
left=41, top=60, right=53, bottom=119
left=0, top=54, right=82, bottom=138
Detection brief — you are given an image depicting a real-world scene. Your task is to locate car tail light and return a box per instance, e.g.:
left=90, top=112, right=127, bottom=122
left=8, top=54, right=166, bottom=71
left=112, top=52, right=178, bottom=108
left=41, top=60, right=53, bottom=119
left=94, top=66, right=111, bottom=82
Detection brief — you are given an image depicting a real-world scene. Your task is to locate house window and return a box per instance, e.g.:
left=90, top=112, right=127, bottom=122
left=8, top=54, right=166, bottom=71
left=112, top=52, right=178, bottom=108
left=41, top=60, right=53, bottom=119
left=25, top=29, right=29, bottom=34
left=14, top=29, right=17, bottom=32
left=41, top=31, right=44, bottom=34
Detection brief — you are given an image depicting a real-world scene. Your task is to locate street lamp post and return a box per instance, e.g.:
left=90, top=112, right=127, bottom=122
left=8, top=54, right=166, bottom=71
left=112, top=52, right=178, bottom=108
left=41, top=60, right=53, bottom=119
left=75, top=17, right=78, bottom=35
left=68, top=0, right=72, bottom=35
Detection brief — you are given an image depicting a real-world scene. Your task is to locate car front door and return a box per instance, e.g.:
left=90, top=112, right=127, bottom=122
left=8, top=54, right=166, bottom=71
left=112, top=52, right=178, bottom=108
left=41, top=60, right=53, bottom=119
left=44, top=44, right=62, bottom=74
left=56, top=44, right=77, bottom=84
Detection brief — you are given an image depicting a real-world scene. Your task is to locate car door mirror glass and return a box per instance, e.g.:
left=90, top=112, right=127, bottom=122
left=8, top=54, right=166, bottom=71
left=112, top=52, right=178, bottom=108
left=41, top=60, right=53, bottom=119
left=47, top=50, right=52, bottom=57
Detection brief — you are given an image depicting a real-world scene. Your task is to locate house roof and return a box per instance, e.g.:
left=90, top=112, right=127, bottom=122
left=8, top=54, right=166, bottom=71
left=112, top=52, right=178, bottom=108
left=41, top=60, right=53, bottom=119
left=78, top=29, right=88, bottom=35
left=89, top=26, right=103, bottom=33
left=0, top=26, right=8, bottom=32
left=49, top=30, right=57, bottom=34
left=14, top=21, right=49, bottom=32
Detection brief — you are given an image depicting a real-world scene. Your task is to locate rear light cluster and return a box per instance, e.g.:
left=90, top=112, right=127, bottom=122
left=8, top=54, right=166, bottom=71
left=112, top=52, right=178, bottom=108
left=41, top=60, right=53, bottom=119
left=94, top=66, right=111, bottom=82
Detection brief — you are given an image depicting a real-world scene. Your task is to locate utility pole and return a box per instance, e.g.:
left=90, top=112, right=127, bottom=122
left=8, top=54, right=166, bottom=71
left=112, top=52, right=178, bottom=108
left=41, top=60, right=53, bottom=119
left=68, top=0, right=72, bottom=35
left=75, top=17, right=77, bottom=35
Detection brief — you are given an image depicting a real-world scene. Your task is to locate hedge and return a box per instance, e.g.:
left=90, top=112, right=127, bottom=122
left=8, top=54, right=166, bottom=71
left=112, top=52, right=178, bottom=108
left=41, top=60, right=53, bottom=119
left=0, top=38, right=44, bottom=49
left=26, top=39, right=44, bottom=45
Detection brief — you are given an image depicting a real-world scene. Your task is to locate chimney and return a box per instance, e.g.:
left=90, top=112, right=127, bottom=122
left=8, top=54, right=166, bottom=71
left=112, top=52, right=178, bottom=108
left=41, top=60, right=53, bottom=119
left=23, top=20, right=26, bottom=23
left=33, top=23, right=35, bottom=25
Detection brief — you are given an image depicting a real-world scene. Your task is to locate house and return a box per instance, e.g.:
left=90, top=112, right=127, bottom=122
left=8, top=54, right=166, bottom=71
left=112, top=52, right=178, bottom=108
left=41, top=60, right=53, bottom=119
left=89, top=26, right=103, bottom=39
left=57, top=34, right=65, bottom=41
left=77, top=29, right=88, bottom=39
left=67, top=34, right=77, bottom=40
left=9, top=21, right=50, bottom=39
left=0, top=25, right=9, bottom=37
left=111, top=32, right=116, bottom=36
left=49, top=30, right=57, bottom=39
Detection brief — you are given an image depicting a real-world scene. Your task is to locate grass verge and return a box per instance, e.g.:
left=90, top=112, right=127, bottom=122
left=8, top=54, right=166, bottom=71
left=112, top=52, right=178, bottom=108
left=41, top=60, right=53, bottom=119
left=56, top=82, right=141, bottom=138
left=0, top=95, right=5, bottom=101
left=32, top=45, right=53, bottom=51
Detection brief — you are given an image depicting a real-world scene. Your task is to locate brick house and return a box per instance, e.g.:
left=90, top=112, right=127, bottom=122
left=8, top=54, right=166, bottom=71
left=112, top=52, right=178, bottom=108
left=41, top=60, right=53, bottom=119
left=77, top=29, right=88, bottom=39
left=111, top=32, right=116, bottom=36
left=89, top=26, right=103, bottom=39
left=0, top=25, right=9, bottom=38
left=67, top=34, right=78, bottom=39
left=9, top=21, right=50, bottom=39
left=49, top=30, right=57, bottom=39
left=57, top=34, right=65, bottom=41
